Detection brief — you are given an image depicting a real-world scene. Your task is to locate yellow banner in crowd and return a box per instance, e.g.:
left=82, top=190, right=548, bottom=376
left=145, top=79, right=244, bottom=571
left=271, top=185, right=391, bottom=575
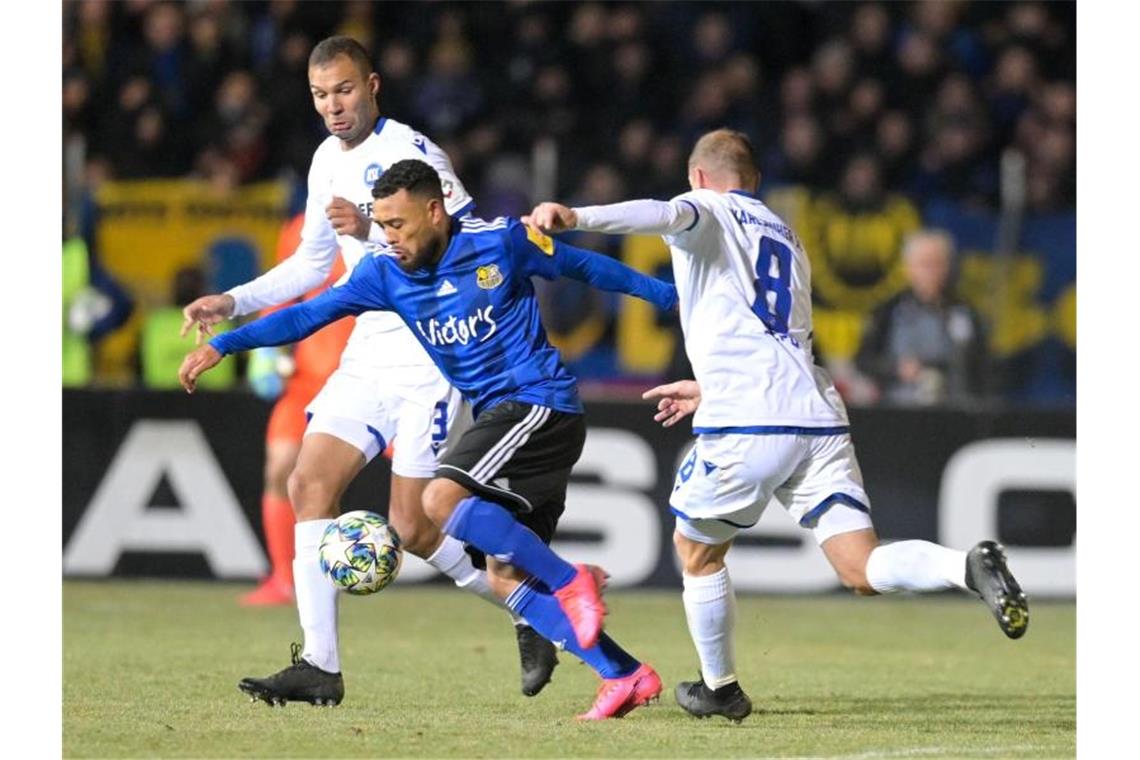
left=93, top=179, right=290, bottom=383
left=96, top=179, right=289, bottom=303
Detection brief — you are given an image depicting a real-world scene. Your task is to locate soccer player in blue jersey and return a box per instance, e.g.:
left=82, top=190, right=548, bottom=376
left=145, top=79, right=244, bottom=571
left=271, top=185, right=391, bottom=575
left=180, top=159, right=674, bottom=720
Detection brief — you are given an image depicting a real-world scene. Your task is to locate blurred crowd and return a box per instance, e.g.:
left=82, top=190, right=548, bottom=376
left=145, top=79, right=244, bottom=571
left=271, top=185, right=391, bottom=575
left=62, top=0, right=1076, bottom=407
left=64, top=0, right=1075, bottom=209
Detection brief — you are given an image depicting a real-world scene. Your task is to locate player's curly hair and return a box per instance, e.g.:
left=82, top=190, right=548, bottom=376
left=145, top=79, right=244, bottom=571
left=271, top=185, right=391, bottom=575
left=371, top=159, right=444, bottom=201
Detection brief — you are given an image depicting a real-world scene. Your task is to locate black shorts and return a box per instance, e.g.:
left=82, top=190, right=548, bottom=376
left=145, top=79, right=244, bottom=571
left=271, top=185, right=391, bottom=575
left=436, top=401, right=586, bottom=544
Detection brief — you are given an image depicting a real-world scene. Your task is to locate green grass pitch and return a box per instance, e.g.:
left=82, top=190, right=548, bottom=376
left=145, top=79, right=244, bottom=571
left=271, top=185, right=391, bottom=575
left=63, top=580, right=1074, bottom=758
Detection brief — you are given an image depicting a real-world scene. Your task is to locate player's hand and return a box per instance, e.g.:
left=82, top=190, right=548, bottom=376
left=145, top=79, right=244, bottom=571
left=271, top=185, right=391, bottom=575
left=181, top=294, right=236, bottom=345
left=326, top=196, right=371, bottom=240
left=642, top=380, right=702, bottom=427
left=523, top=202, right=578, bottom=233
left=179, top=345, right=223, bottom=394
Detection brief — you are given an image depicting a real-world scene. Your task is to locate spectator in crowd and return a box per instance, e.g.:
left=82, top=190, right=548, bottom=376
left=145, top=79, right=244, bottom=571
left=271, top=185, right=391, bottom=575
left=141, top=267, right=236, bottom=391
left=800, top=152, right=921, bottom=314
left=849, top=3, right=893, bottom=80
left=876, top=110, right=918, bottom=188
left=61, top=1, right=1075, bottom=401
left=765, top=114, right=827, bottom=188
left=855, top=230, right=988, bottom=406
left=413, top=15, right=484, bottom=139
left=61, top=1, right=1075, bottom=215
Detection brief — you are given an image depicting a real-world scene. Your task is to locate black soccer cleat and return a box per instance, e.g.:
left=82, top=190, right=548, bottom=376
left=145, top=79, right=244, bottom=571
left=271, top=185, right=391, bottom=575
left=516, top=624, right=559, bottom=697
left=674, top=675, right=753, bottom=723
left=965, top=540, right=1029, bottom=639
left=238, top=643, right=345, bottom=707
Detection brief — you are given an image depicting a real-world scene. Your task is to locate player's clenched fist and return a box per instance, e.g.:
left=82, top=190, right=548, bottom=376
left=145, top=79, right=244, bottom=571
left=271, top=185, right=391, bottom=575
left=179, top=345, right=224, bottom=393
left=523, top=202, right=578, bottom=233
left=181, top=293, right=236, bottom=345
left=326, top=196, right=371, bottom=239
left=642, top=379, right=702, bottom=427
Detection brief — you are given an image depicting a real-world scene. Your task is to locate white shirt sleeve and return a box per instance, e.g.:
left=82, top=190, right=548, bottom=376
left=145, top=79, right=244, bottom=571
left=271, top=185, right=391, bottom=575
left=573, top=197, right=700, bottom=236
left=225, top=159, right=340, bottom=317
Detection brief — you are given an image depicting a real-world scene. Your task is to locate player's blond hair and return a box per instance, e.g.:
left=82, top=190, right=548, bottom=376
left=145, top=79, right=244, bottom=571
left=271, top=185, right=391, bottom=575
left=688, top=129, right=760, bottom=190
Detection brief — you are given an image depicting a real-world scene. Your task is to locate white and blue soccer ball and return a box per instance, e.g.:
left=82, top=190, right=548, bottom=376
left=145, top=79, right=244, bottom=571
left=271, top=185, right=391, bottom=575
left=318, top=511, right=403, bottom=595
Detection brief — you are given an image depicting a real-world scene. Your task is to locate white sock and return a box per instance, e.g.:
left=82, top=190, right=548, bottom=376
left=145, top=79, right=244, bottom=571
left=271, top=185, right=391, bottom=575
left=294, top=519, right=340, bottom=673
left=864, top=540, right=968, bottom=594
left=682, top=568, right=738, bottom=690
left=425, top=534, right=507, bottom=611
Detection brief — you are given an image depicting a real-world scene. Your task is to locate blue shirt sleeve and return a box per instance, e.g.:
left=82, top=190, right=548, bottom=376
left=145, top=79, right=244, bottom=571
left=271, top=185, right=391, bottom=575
left=210, top=257, right=390, bottom=355
left=507, top=220, right=677, bottom=311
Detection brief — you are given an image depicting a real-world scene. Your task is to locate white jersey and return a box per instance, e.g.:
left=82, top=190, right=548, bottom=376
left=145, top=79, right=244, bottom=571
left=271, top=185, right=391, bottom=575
left=575, top=189, right=848, bottom=431
left=227, top=116, right=473, bottom=370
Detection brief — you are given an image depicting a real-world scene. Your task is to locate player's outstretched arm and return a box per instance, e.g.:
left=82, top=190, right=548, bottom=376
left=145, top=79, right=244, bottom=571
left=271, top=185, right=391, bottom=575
left=642, top=380, right=702, bottom=427
left=550, top=241, right=677, bottom=311
left=511, top=220, right=676, bottom=309
left=209, top=291, right=361, bottom=357
left=187, top=268, right=385, bottom=393
left=528, top=198, right=698, bottom=237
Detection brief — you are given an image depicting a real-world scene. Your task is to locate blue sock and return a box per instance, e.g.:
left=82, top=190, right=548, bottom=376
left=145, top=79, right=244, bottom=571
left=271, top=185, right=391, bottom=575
left=443, top=496, right=577, bottom=590
left=507, top=579, right=640, bottom=679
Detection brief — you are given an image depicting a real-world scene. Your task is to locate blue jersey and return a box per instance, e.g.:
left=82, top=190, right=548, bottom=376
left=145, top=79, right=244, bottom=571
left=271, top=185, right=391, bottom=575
left=212, top=217, right=677, bottom=417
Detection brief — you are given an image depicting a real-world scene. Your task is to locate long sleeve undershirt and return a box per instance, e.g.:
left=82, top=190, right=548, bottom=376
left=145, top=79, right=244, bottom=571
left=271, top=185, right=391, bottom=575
left=225, top=250, right=333, bottom=317
left=573, top=198, right=698, bottom=237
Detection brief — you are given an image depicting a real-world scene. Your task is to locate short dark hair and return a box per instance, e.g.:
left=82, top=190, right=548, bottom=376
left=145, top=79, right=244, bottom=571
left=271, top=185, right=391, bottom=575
left=372, top=159, right=444, bottom=201
left=309, top=36, right=373, bottom=77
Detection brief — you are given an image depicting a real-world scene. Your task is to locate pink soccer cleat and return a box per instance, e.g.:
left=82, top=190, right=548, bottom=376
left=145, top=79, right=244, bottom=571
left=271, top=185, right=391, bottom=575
left=576, top=663, right=663, bottom=721
left=553, top=564, right=607, bottom=649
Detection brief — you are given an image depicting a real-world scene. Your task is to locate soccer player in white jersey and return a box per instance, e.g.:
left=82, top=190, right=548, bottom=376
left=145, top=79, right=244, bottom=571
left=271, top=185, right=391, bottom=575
left=180, top=36, right=557, bottom=706
left=525, top=128, right=1028, bottom=722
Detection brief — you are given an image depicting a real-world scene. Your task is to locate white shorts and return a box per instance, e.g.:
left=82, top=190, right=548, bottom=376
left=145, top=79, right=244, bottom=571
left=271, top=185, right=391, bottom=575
left=304, top=362, right=469, bottom=479
left=670, top=432, right=874, bottom=546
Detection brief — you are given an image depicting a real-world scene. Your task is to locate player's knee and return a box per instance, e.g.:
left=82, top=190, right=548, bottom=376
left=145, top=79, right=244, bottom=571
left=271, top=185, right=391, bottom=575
left=420, top=479, right=457, bottom=528
left=389, top=510, right=439, bottom=558
left=673, top=531, right=726, bottom=576
left=286, top=467, right=336, bottom=520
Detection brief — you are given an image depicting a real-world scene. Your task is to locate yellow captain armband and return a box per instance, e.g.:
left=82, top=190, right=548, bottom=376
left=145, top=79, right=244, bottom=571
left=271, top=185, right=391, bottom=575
left=525, top=225, right=555, bottom=256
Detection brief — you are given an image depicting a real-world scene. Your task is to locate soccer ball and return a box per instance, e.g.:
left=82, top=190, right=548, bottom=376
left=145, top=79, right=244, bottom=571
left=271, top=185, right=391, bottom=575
left=318, top=511, right=403, bottom=595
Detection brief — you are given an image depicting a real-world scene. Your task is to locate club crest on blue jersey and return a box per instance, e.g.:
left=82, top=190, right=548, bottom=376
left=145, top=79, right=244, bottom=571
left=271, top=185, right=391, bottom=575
left=476, top=264, right=504, bottom=290
left=364, top=163, right=383, bottom=186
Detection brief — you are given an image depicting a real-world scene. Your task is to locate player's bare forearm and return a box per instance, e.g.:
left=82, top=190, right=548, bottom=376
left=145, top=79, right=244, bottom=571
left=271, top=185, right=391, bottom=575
left=642, top=380, right=702, bottom=427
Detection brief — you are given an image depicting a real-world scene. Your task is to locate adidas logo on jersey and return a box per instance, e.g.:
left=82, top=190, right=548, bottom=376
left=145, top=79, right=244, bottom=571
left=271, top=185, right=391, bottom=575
left=437, top=280, right=458, bottom=297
